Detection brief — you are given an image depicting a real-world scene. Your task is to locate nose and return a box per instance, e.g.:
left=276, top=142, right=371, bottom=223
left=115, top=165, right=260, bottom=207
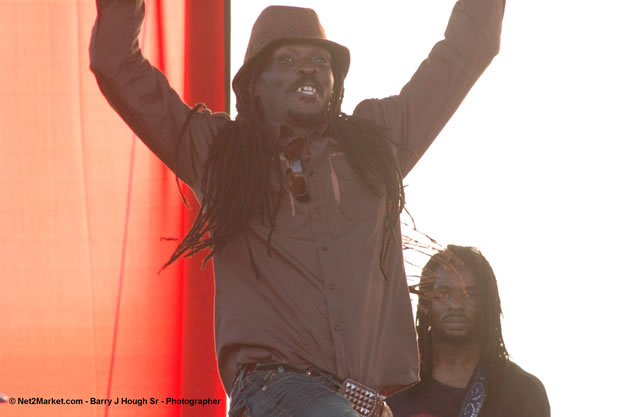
left=447, top=292, right=465, bottom=310
left=296, top=57, right=318, bottom=75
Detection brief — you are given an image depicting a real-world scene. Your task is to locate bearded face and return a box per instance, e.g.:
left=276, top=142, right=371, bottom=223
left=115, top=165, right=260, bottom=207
left=428, top=264, right=480, bottom=345
left=255, top=42, right=335, bottom=130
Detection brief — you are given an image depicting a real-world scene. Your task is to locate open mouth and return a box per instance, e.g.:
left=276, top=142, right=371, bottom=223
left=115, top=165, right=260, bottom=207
left=295, top=84, right=319, bottom=97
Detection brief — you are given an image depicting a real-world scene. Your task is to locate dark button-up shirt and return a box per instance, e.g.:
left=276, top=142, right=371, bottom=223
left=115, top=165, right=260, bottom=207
left=90, top=0, right=504, bottom=395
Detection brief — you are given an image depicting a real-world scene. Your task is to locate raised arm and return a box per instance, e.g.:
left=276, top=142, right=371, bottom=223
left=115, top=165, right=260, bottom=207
left=89, top=0, right=229, bottom=187
left=354, top=0, right=506, bottom=177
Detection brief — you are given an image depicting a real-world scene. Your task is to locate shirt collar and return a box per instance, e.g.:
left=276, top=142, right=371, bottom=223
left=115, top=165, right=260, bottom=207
left=262, top=120, right=331, bottom=148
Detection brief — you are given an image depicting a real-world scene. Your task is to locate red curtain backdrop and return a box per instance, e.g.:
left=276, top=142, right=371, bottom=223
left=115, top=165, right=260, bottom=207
left=0, top=1, right=228, bottom=416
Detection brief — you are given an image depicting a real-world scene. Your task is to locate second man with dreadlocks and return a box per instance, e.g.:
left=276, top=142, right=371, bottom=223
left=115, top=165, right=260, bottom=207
left=388, top=245, right=550, bottom=417
left=90, top=0, right=505, bottom=416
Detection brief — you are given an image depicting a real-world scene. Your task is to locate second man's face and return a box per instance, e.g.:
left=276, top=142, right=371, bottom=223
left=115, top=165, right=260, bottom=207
left=429, top=264, right=480, bottom=345
left=255, top=42, right=335, bottom=130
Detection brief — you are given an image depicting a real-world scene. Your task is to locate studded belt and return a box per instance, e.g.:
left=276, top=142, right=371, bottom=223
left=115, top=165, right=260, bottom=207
left=239, top=362, right=386, bottom=417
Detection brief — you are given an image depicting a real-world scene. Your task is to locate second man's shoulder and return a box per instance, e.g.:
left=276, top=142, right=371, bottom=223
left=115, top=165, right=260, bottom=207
left=501, top=360, right=549, bottom=403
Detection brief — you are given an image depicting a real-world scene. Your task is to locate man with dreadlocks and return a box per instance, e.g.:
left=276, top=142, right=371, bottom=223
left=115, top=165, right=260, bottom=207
left=90, top=0, right=504, bottom=416
left=388, top=245, right=550, bottom=417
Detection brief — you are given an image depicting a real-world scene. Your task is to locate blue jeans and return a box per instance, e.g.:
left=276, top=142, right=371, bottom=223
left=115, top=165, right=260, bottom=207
left=229, top=366, right=360, bottom=417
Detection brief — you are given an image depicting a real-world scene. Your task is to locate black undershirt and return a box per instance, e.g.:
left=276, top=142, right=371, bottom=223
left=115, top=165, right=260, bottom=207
left=387, top=362, right=551, bottom=417
left=387, top=378, right=465, bottom=417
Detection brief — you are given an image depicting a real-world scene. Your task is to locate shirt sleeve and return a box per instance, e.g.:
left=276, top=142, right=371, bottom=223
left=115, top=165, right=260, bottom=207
left=353, top=0, right=506, bottom=177
left=89, top=0, right=230, bottom=188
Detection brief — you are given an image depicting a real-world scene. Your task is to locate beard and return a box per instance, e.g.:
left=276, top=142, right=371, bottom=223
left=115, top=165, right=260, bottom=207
left=433, top=328, right=476, bottom=345
left=431, top=320, right=478, bottom=346
left=287, top=107, right=328, bottom=129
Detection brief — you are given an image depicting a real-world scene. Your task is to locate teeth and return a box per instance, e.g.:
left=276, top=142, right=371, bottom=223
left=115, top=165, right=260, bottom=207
left=297, top=85, right=317, bottom=95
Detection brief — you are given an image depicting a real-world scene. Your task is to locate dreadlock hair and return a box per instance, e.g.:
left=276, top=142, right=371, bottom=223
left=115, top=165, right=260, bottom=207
left=163, top=46, right=405, bottom=277
left=416, top=245, right=510, bottom=385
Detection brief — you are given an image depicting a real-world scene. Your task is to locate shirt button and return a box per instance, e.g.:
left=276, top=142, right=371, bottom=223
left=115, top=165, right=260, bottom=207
left=334, top=324, right=341, bottom=331
left=321, top=245, right=329, bottom=251
left=328, top=283, right=334, bottom=290
left=313, top=208, right=324, bottom=219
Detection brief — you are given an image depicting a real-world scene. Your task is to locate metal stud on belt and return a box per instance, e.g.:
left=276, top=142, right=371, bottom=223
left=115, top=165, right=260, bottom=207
left=338, top=378, right=385, bottom=417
